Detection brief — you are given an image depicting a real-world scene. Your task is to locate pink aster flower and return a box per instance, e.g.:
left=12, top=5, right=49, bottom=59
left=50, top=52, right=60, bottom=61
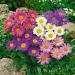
left=53, top=37, right=64, bottom=46
left=15, top=11, right=27, bottom=23
left=40, top=40, right=53, bottom=53
left=61, top=43, right=72, bottom=56
left=51, top=48, right=64, bottom=60
left=4, top=19, right=14, bottom=28
left=37, top=53, right=50, bottom=64
left=12, top=25, right=25, bottom=37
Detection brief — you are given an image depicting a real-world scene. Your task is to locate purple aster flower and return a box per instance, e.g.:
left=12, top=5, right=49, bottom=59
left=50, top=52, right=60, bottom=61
left=23, top=31, right=33, bottom=40
left=17, top=40, right=29, bottom=52
left=36, top=53, right=50, bottom=64
left=14, top=37, right=22, bottom=43
left=30, top=36, right=42, bottom=46
left=28, top=47, right=40, bottom=57
left=54, top=9, right=66, bottom=18
left=43, top=11, right=53, bottom=19
left=6, top=40, right=17, bottom=50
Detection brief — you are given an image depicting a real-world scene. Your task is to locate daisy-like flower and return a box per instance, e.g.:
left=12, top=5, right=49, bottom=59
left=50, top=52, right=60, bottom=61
left=28, top=10, right=38, bottom=19
left=23, top=19, right=35, bottom=30
left=12, top=25, right=25, bottom=37
left=61, top=43, right=72, bottom=56
left=37, top=53, right=50, bottom=64
left=55, top=26, right=64, bottom=36
left=36, top=16, right=47, bottom=25
left=30, top=36, right=42, bottom=46
left=51, top=48, right=63, bottom=60
left=45, top=31, right=56, bottom=40
left=43, top=11, right=53, bottom=19
left=14, top=37, right=22, bottom=42
left=17, top=40, right=29, bottom=52
left=54, top=9, right=66, bottom=18
left=4, top=19, right=14, bottom=28
left=46, top=23, right=56, bottom=31
left=53, top=37, right=64, bottom=46
left=6, top=40, right=17, bottom=50
left=40, top=40, right=53, bottom=53
left=28, top=47, right=39, bottom=57
left=33, top=26, right=44, bottom=36
left=23, top=31, right=32, bottom=40
left=15, top=11, right=27, bottom=23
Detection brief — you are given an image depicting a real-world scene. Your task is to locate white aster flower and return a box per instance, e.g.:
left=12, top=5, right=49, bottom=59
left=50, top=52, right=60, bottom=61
left=36, top=16, right=47, bottom=25
left=46, top=23, right=56, bottom=31
left=33, top=26, right=44, bottom=36
left=45, top=31, right=56, bottom=40
left=55, top=26, right=64, bottom=36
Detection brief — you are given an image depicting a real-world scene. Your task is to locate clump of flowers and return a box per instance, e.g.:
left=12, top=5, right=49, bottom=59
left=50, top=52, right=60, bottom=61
left=4, top=9, right=72, bottom=64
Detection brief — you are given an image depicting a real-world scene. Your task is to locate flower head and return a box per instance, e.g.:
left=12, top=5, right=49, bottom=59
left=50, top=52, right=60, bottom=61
left=12, top=25, right=25, bottom=37
left=40, top=40, right=53, bottom=53
left=37, top=53, right=50, bottom=64
left=6, top=40, right=17, bottom=50
left=28, top=47, right=40, bottom=57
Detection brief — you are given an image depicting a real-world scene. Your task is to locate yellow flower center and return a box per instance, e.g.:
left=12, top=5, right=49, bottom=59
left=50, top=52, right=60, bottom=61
left=31, top=14, right=35, bottom=18
left=32, top=39, right=38, bottom=43
left=19, top=16, right=23, bottom=20
left=9, top=43, right=14, bottom=47
left=40, top=56, right=46, bottom=61
left=52, top=17, right=56, bottom=21
left=57, top=29, right=62, bottom=33
left=39, top=19, right=44, bottom=23
left=31, top=50, right=36, bottom=54
left=44, top=44, right=49, bottom=49
left=55, top=50, right=60, bottom=56
left=54, top=39, right=61, bottom=43
left=36, top=29, right=42, bottom=33
left=24, top=34, right=30, bottom=38
left=16, top=28, right=20, bottom=33
left=17, top=38, right=21, bottom=41
left=48, top=25, right=53, bottom=30
left=21, top=43, right=27, bottom=48
left=63, top=47, right=68, bottom=51
left=48, top=34, right=53, bottom=38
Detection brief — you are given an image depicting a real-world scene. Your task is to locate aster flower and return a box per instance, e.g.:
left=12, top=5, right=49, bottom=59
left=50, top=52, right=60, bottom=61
left=40, top=40, right=53, bottom=53
left=54, top=9, right=66, bottom=18
left=37, top=53, right=50, bottom=64
left=30, top=36, right=42, bottom=46
left=43, top=11, right=53, bottom=19
left=17, top=40, right=29, bottom=52
left=36, top=16, right=47, bottom=25
left=23, top=31, right=33, bottom=40
left=4, top=19, right=14, bottom=28
left=12, top=25, right=25, bottom=37
left=14, top=37, right=22, bottom=42
left=23, top=19, right=35, bottom=30
left=28, top=47, right=39, bottom=57
left=53, top=37, right=64, bottom=46
left=55, top=26, right=64, bottom=36
left=51, top=48, right=64, bottom=60
left=33, top=26, right=44, bottom=36
left=15, top=11, right=27, bottom=23
left=6, top=40, right=17, bottom=50
left=61, top=43, right=72, bottom=56
left=45, top=31, right=56, bottom=40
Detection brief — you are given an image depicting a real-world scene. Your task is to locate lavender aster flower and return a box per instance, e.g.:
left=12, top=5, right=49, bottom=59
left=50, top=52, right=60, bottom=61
left=6, top=40, right=17, bottom=50
left=28, top=47, right=40, bottom=57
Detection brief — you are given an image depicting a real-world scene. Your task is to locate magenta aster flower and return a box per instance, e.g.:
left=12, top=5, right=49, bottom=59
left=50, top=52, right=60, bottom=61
left=54, top=9, right=66, bottom=18
left=28, top=47, right=39, bottom=57
left=51, top=48, right=64, bottom=60
left=61, top=43, right=72, bottom=56
left=40, top=40, right=53, bottom=53
left=37, top=53, right=50, bottom=64
left=17, top=40, right=29, bottom=52
left=43, top=11, right=53, bottom=19
left=6, top=40, right=17, bottom=50
left=23, top=31, right=33, bottom=40
left=12, top=25, right=25, bottom=37
left=15, top=11, right=27, bottom=23
left=4, top=19, right=14, bottom=28
left=30, top=36, right=42, bottom=46
left=28, top=10, right=38, bottom=19
left=53, top=37, right=64, bottom=46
